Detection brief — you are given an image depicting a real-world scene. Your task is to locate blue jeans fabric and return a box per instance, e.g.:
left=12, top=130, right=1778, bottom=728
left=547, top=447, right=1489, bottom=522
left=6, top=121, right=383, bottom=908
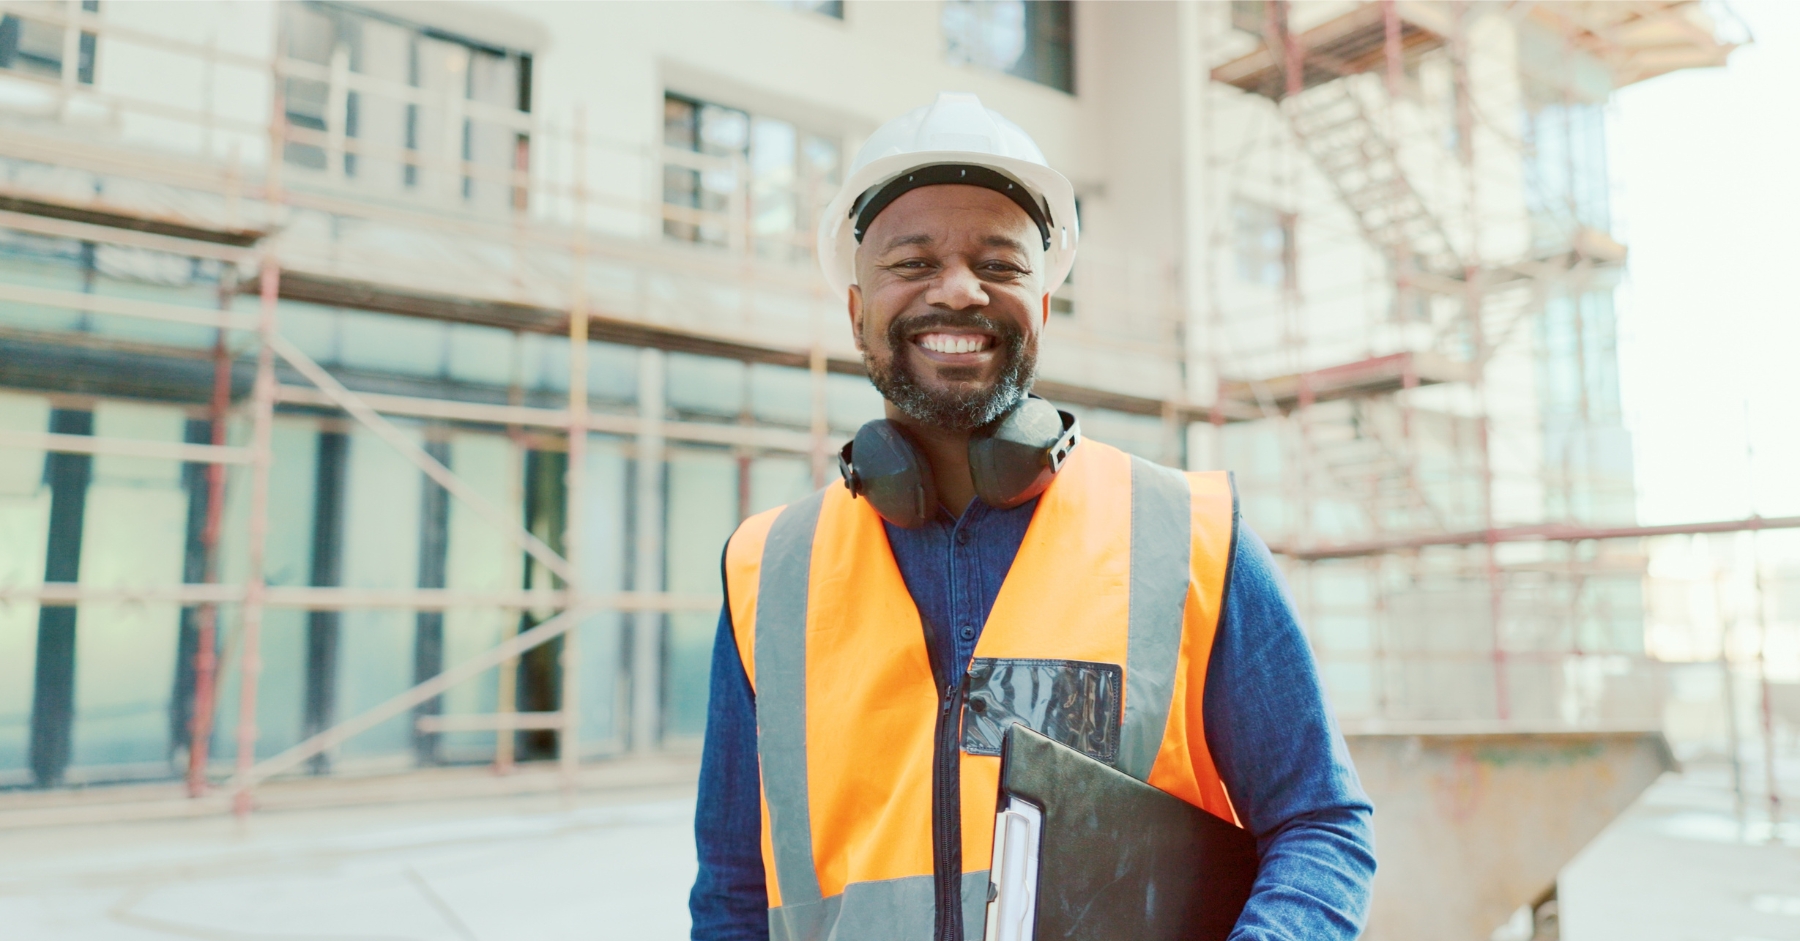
left=689, top=498, right=1375, bottom=941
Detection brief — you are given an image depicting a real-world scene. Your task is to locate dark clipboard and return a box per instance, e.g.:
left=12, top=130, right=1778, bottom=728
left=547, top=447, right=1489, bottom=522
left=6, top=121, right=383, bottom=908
left=985, top=724, right=1259, bottom=941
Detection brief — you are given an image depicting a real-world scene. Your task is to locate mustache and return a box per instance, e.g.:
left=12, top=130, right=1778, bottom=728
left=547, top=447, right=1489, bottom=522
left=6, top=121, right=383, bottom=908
left=863, top=308, right=1038, bottom=432
left=887, top=309, right=1019, bottom=344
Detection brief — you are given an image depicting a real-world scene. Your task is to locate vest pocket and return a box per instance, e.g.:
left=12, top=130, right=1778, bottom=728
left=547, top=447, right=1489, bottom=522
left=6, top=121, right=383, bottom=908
left=961, top=658, right=1122, bottom=765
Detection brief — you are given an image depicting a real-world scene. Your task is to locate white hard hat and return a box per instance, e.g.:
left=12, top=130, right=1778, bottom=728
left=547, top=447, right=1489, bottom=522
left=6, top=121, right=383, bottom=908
left=818, top=92, right=1079, bottom=299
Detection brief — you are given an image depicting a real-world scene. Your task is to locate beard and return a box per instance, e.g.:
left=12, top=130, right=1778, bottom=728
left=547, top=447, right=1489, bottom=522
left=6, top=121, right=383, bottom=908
left=863, top=310, right=1037, bottom=432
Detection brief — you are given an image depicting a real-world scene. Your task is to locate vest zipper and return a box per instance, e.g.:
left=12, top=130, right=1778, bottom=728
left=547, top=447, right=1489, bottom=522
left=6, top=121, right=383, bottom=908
left=932, top=676, right=967, bottom=941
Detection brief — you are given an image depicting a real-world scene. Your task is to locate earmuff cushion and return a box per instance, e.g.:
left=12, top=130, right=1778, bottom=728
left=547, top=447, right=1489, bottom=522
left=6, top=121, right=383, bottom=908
left=844, top=401, right=1078, bottom=525
left=846, top=420, right=938, bottom=529
left=969, top=398, right=1076, bottom=510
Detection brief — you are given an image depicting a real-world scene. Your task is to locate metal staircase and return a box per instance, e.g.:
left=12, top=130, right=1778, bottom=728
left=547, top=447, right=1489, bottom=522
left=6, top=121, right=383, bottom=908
left=1305, top=399, right=1448, bottom=533
left=1285, top=79, right=1465, bottom=283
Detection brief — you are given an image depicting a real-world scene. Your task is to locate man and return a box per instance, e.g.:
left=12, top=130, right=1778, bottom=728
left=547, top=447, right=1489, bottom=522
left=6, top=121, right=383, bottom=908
left=690, top=93, right=1374, bottom=941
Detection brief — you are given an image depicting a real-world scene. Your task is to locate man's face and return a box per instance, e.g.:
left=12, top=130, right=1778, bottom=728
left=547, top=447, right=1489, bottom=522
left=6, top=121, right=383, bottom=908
left=848, top=184, right=1049, bottom=432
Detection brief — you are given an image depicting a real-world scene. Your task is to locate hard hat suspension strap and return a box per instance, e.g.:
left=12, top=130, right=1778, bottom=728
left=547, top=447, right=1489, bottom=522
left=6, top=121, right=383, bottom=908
left=850, top=164, right=1053, bottom=250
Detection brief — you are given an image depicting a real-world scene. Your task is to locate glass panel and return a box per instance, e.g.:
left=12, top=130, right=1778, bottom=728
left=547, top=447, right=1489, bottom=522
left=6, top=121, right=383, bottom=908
left=699, top=104, right=749, bottom=157
left=750, top=117, right=798, bottom=259
left=209, top=418, right=318, bottom=764
left=664, top=449, right=737, bottom=739
left=748, top=456, right=811, bottom=516
left=466, top=49, right=520, bottom=212
left=350, top=17, right=412, bottom=192
left=267, top=300, right=341, bottom=364
left=446, top=322, right=515, bottom=387
left=667, top=353, right=746, bottom=418
left=518, top=332, right=570, bottom=392
left=663, top=93, right=838, bottom=254
left=0, top=235, right=86, bottom=332
left=575, top=434, right=629, bottom=753
left=413, top=37, right=469, bottom=198
left=334, top=424, right=424, bottom=763
left=0, top=4, right=94, bottom=84
left=942, top=0, right=1074, bottom=93
left=338, top=309, right=449, bottom=377
left=697, top=104, right=748, bottom=246
left=663, top=95, right=702, bottom=243
left=0, top=392, right=50, bottom=783
left=0, top=391, right=49, bottom=494
left=749, top=363, right=811, bottom=427
left=826, top=373, right=886, bottom=434
left=1232, top=198, right=1293, bottom=289
left=589, top=341, right=639, bottom=404
left=275, top=3, right=528, bottom=210
left=1021, top=0, right=1075, bottom=93
left=437, top=430, right=522, bottom=762
left=664, top=94, right=698, bottom=152
left=282, top=2, right=333, bottom=64
left=67, top=401, right=188, bottom=780
left=943, top=0, right=1028, bottom=73
left=662, top=92, right=835, bottom=255
left=88, top=261, right=218, bottom=350
left=280, top=3, right=335, bottom=170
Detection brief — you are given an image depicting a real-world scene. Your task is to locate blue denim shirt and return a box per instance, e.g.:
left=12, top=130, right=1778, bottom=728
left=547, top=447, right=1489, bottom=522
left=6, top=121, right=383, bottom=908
left=689, top=495, right=1375, bottom=941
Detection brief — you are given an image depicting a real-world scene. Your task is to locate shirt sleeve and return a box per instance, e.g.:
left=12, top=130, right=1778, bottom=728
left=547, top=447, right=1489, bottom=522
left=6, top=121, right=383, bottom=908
left=1204, top=522, right=1377, bottom=941
left=688, top=605, right=770, bottom=941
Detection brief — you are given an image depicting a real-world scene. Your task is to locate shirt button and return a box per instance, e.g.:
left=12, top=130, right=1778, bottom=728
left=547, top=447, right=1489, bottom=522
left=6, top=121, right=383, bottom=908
left=959, top=625, right=976, bottom=641
left=955, top=530, right=971, bottom=545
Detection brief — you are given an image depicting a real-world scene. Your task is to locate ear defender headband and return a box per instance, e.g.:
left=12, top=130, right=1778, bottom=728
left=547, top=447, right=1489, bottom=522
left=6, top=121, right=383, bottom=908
left=837, top=397, right=1080, bottom=529
left=851, top=164, right=1054, bottom=251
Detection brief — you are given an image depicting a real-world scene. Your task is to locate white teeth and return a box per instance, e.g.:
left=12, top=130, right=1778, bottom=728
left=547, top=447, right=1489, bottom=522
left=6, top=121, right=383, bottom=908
left=918, top=333, right=988, bottom=354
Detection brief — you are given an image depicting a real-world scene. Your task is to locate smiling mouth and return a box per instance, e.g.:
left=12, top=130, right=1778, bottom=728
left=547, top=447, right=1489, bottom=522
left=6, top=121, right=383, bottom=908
left=913, top=332, right=996, bottom=355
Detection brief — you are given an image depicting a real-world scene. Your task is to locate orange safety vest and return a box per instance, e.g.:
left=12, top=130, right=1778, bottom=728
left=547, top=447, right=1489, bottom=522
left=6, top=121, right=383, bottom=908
left=724, top=439, right=1239, bottom=941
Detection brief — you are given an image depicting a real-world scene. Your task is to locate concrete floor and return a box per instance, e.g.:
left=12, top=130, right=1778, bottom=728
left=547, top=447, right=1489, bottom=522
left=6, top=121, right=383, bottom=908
left=1, top=756, right=1796, bottom=941
left=1561, top=755, right=1800, bottom=941
left=0, top=785, right=698, bottom=941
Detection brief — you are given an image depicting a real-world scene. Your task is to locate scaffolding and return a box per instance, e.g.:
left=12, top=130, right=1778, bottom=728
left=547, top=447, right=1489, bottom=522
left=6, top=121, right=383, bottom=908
left=1193, top=0, right=1777, bottom=740
left=0, top=0, right=1787, bottom=825
left=0, top=0, right=1220, bottom=808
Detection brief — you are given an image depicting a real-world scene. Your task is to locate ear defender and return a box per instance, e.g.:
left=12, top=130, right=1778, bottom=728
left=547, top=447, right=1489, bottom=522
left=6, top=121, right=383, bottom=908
left=839, top=397, right=1080, bottom=528
left=839, top=420, right=938, bottom=530
left=968, top=397, right=1080, bottom=510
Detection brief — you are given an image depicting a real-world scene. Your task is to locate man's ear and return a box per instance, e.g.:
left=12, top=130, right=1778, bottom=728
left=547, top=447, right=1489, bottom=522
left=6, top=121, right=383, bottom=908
left=1040, top=291, right=1051, bottom=326
left=848, top=284, right=865, bottom=351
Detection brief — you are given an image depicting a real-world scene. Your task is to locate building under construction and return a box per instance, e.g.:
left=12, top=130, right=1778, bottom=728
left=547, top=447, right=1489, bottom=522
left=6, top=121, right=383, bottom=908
left=0, top=1, right=1769, bottom=936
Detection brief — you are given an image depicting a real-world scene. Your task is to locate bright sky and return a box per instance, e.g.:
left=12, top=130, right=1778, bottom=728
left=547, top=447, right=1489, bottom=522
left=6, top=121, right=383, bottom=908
left=1612, top=0, right=1800, bottom=526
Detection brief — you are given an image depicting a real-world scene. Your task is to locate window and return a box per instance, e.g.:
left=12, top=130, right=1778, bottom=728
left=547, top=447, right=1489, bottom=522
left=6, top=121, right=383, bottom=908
left=942, top=0, right=1073, bottom=94
left=662, top=93, right=841, bottom=262
left=0, top=1, right=97, bottom=84
left=765, top=0, right=844, bottom=18
left=1232, top=198, right=1295, bottom=290
left=278, top=3, right=532, bottom=213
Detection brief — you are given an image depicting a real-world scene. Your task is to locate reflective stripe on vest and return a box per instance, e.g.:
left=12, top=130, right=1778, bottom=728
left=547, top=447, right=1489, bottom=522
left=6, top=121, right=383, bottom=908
left=724, top=439, right=1239, bottom=941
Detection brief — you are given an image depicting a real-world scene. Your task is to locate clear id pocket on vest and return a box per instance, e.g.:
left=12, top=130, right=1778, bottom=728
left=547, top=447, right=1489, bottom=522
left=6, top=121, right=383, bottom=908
left=961, top=658, right=1122, bottom=765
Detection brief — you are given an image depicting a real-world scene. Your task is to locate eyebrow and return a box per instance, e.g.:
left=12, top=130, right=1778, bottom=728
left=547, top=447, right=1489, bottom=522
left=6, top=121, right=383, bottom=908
left=877, top=233, right=935, bottom=251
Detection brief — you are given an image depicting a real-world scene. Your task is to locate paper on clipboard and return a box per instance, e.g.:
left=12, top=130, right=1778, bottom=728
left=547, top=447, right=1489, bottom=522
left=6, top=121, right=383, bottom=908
left=983, top=796, right=1043, bottom=941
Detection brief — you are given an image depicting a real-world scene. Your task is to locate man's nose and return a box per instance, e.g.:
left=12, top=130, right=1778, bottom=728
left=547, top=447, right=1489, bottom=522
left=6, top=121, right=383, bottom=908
left=924, top=260, right=988, bottom=311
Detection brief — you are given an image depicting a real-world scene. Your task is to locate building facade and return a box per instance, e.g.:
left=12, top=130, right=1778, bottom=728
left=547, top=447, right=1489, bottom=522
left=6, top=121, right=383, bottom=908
left=0, top=0, right=1732, bottom=790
